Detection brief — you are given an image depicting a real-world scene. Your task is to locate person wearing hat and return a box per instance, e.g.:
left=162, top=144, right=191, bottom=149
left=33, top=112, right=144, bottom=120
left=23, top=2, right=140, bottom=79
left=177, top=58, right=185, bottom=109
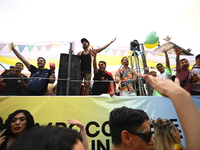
left=77, top=37, right=116, bottom=95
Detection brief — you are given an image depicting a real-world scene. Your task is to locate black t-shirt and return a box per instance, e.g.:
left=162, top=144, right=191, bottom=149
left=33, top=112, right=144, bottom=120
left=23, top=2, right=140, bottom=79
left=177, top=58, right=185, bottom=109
left=2, top=74, right=28, bottom=95
left=92, top=70, right=113, bottom=95
left=24, top=65, right=52, bottom=95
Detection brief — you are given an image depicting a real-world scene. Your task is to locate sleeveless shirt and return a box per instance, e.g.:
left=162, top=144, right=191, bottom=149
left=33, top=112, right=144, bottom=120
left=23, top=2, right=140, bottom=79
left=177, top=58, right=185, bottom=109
left=80, top=51, right=91, bottom=73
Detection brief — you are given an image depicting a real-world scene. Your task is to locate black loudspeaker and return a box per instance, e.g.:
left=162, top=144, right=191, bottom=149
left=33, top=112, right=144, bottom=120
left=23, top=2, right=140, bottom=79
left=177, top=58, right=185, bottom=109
left=56, top=54, right=81, bottom=95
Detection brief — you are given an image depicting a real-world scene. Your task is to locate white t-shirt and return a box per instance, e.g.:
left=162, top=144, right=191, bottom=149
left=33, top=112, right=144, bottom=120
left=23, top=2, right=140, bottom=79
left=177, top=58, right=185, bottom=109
left=153, top=71, right=171, bottom=96
left=191, top=68, right=200, bottom=92
left=157, top=71, right=171, bottom=79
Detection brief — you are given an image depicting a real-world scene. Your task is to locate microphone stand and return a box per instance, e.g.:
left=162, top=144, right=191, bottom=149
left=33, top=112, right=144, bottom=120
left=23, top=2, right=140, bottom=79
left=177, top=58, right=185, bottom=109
left=66, top=42, right=73, bottom=95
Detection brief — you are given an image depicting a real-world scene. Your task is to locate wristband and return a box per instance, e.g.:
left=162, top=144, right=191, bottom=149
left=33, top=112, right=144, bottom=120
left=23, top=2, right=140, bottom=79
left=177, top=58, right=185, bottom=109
left=81, top=127, right=86, bottom=130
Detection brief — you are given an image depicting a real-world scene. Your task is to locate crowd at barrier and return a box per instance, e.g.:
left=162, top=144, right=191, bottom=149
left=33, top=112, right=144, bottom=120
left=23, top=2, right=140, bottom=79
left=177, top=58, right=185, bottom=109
left=0, top=38, right=200, bottom=96
left=0, top=75, right=200, bottom=150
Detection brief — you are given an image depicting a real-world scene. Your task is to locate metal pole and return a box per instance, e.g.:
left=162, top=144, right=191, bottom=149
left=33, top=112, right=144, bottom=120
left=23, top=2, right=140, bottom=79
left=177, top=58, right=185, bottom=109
left=140, top=44, right=151, bottom=96
left=133, top=50, right=142, bottom=96
left=130, top=56, right=133, bottom=69
left=66, top=42, right=73, bottom=95
left=136, top=55, right=145, bottom=96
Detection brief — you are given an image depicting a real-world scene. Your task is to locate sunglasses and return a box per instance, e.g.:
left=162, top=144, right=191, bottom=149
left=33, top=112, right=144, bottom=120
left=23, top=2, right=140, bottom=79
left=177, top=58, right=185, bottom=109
left=128, top=130, right=152, bottom=143
left=98, top=63, right=104, bottom=67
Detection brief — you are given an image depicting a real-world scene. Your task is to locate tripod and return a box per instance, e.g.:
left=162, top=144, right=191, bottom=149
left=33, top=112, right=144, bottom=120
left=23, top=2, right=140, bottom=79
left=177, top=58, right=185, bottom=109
left=129, top=42, right=151, bottom=96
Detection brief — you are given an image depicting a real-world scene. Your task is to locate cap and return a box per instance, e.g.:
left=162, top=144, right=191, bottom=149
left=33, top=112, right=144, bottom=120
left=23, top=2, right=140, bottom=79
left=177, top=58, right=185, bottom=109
left=81, top=38, right=90, bottom=45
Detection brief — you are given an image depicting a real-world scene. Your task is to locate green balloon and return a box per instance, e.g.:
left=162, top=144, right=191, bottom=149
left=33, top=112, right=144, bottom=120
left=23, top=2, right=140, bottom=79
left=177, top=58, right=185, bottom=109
left=144, top=31, right=159, bottom=44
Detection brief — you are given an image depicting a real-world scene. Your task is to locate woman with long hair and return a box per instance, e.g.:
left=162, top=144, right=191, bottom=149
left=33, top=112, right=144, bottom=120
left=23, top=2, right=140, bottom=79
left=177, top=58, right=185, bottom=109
left=0, top=109, right=34, bottom=150
left=152, top=118, right=185, bottom=150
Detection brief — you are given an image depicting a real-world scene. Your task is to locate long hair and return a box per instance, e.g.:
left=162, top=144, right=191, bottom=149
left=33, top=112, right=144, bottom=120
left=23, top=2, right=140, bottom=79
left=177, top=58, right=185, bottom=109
left=0, top=110, right=34, bottom=149
left=152, top=118, right=185, bottom=150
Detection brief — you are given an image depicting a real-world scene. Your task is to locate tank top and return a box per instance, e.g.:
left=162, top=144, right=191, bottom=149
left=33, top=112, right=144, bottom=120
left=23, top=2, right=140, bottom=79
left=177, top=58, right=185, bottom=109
left=80, top=51, right=91, bottom=73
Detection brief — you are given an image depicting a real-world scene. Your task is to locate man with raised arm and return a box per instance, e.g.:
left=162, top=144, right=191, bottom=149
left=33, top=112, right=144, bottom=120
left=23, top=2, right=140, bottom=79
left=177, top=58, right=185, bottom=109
left=156, top=49, right=171, bottom=79
left=91, top=50, right=114, bottom=97
left=77, top=37, right=116, bottom=95
left=175, top=47, right=192, bottom=93
left=10, top=42, right=55, bottom=95
left=153, top=49, right=171, bottom=96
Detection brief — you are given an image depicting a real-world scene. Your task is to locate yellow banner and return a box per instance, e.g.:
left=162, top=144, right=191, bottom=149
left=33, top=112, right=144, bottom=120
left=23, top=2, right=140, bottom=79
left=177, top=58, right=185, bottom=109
left=1, top=96, right=196, bottom=149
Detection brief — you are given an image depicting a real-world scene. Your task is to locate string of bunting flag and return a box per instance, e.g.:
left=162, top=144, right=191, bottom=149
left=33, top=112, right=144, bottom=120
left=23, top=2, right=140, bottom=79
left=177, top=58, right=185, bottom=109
left=0, top=42, right=133, bottom=57
left=0, top=43, right=70, bottom=53
left=0, top=42, right=196, bottom=68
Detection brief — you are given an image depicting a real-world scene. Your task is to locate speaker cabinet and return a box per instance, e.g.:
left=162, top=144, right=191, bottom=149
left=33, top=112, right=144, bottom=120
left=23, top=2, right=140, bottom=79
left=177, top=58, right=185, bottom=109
left=56, top=54, right=81, bottom=95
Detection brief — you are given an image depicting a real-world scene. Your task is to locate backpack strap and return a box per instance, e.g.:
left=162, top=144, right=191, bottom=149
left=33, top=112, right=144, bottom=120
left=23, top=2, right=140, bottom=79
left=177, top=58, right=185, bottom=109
left=182, top=71, right=189, bottom=82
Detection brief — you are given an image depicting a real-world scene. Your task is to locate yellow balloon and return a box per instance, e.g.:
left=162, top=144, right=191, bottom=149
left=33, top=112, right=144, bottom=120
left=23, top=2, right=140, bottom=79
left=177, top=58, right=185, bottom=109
left=144, top=42, right=158, bottom=49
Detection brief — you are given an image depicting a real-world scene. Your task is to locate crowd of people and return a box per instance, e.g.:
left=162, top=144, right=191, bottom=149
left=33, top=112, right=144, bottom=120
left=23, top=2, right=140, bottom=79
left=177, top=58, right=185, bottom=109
left=0, top=75, right=200, bottom=150
left=0, top=38, right=200, bottom=96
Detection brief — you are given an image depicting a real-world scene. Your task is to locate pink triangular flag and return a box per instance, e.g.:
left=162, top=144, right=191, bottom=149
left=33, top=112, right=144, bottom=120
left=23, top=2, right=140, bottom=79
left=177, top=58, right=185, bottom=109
left=45, top=44, right=53, bottom=51
left=0, top=44, right=7, bottom=52
left=119, top=50, right=126, bottom=56
left=36, top=45, right=43, bottom=51
left=112, top=49, right=118, bottom=55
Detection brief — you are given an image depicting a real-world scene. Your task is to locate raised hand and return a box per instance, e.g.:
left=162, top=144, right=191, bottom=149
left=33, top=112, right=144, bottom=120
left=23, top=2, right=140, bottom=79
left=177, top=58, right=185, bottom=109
left=175, top=47, right=182, bottom=56
left=111, top=37, right=117, bottom=43
left=89, top=48, right=97, bottom=57
left=67, top=119, right=88, bottom=150
left=162, top=49, right=168, bottom=55
left=10, top=42, right=15, bottom=51
left=67, top=119, right=85, bottom=130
